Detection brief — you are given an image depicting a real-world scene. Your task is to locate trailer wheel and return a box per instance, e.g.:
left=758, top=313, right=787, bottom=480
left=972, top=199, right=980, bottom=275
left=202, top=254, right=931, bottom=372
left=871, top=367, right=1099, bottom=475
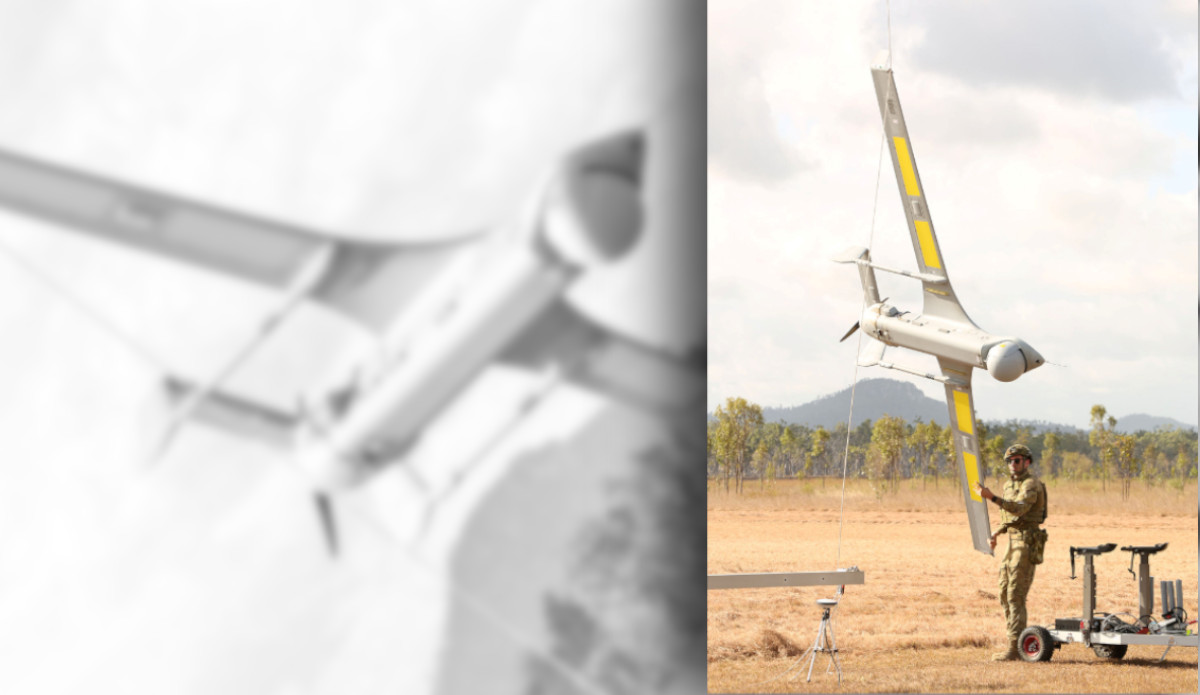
left=1018, top=626, right=1054, bottom=662
left=1091, top=643, right=1127, bottom=660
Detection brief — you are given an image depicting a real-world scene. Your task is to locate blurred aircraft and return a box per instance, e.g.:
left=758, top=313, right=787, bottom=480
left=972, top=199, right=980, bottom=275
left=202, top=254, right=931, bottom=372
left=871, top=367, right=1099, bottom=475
left=0, top=129, right=701, bottom=557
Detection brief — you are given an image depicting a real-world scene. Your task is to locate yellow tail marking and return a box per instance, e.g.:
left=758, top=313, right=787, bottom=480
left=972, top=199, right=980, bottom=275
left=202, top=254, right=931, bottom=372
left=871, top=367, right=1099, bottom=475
left=953, top=390, right=973, bottom=435
left=964, top=451, right=982, bottom=502
left=893, top=137, right=921, bottom=196
left=915, top=220, right=941, bottom=269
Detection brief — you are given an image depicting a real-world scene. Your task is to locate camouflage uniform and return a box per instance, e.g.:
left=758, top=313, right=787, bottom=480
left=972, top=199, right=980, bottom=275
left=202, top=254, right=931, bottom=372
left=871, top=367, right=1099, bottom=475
left=992, top=466, right=1046, bottom=647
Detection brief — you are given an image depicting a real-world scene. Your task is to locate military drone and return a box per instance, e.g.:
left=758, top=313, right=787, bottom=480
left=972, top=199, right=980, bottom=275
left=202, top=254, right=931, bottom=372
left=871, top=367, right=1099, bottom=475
left=836, top=56, right=1046, bottom=555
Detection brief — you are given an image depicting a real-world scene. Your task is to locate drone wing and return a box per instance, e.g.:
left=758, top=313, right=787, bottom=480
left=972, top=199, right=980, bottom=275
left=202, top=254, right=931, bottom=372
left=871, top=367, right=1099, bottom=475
left=870, top=65, right=977, bottom=328
left=937, top=357, right=993, bottom=556
left=0, top=147, right=486, bottom=334
left=498, top=298, right=703, bottom=413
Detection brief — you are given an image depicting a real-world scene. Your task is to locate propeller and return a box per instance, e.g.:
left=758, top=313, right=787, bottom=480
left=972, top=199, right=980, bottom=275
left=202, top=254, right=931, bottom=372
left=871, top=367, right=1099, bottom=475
left=296, top=394, right=342, bottom=558
left=314, top=492, right=339, bottom=557
left=841, top=296, right=891, bottom=343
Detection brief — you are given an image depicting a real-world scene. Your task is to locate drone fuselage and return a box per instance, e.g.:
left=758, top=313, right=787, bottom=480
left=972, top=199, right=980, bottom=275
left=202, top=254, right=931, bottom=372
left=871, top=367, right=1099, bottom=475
left=296, top=147, right=643, bottom=492
left=297, top=241, right=575, bottom=491
left=860, top=301, right=1044, bottom=384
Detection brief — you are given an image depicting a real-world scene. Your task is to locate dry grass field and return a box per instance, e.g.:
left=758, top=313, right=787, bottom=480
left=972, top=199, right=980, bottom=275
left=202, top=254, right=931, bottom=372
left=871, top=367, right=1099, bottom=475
left=708, top=478, right=1199, bottom=693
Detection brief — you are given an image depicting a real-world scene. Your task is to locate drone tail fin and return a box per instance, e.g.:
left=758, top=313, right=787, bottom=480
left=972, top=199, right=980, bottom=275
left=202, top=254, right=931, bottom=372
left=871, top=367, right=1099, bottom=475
left=833, top=245, right=881, bottom=306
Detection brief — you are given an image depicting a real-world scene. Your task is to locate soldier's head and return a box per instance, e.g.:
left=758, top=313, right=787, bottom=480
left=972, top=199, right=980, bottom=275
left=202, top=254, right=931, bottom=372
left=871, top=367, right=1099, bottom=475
left=1004, top=444, right=1032, bottom=476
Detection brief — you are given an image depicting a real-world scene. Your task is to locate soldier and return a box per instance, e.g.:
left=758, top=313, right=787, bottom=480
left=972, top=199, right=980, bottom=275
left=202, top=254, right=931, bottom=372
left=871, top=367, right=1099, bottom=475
left=975, top=444, right=1047, bottom=661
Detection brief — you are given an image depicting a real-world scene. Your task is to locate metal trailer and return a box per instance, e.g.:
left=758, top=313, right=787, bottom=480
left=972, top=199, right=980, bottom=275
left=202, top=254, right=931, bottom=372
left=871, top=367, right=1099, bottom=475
left=1018, top=543, right=1198, bottom=662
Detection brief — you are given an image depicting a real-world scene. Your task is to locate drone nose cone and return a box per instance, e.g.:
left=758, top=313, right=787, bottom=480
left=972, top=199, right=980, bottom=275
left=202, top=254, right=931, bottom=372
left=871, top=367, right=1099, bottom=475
left=540, top=130, right=643, bottom=268
left=985, top=339, right=1045, bottom=382
left=1022, top=341, right=1045, bottom=371
left=985, top=342, right=1022, bottom=382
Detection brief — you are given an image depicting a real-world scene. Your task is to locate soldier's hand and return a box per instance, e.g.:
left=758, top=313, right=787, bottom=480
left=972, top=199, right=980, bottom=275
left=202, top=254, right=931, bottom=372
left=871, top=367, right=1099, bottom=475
left=975, top=482, right=993, bottom=500
left=989, top=534, right=997, bottom=551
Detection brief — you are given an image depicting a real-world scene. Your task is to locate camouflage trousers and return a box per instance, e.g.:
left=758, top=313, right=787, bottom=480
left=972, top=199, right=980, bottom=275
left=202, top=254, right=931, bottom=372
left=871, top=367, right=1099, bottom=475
left=998, top=534, right=1037, bottom=640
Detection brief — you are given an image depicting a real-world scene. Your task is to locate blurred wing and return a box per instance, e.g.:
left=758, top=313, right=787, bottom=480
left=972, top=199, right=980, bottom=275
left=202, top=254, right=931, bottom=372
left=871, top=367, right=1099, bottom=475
left=0, top=147, right=486, bottom=333
left=937, top=357, right=993, bottom=556
left=870, top=67, right=976, bottom=327
left=499, top=299, right=702, bottom=413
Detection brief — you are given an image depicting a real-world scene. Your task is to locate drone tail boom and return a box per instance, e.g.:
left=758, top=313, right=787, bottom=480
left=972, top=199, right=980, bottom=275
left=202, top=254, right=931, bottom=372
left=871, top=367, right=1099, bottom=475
left=162, top=376, right=296, bottom=449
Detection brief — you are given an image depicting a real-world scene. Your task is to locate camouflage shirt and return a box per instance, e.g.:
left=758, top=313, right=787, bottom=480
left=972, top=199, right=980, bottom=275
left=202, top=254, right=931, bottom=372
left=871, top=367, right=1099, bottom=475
left=996, top=470, right=1045, bottom=533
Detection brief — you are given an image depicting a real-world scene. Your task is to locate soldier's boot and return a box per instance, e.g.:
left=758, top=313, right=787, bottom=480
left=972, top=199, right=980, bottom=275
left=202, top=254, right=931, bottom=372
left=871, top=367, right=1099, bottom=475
left=990, top=639, right=1018, bottom=661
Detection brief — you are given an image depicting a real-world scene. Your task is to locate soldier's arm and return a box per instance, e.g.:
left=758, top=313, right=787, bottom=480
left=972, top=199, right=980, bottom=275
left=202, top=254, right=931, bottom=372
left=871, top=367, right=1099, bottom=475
left=991, top=479, right=1038, bottom=519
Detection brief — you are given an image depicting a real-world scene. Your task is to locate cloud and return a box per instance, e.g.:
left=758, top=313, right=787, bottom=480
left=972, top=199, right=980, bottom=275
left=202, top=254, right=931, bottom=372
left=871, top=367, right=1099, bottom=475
left=904, top=0, right=1189, bottom=103
left=707, top=47, right=810, bottom=183
left=887, top=81, right=1042, bottom=149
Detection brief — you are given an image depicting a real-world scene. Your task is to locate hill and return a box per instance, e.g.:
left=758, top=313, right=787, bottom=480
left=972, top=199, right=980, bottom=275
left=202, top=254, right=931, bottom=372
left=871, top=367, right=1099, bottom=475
left=762, top=378, right=946, bottom=429
left=710, top=379, right=1194, bottom=433
left=1113, top=413, right=1197, bottom=434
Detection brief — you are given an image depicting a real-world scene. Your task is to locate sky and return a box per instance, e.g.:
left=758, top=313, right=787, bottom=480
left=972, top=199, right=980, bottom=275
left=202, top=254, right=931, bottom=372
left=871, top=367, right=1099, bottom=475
left=0, top=2, right=702, bottom=694
left=708, top=0, right=1198, bottom=429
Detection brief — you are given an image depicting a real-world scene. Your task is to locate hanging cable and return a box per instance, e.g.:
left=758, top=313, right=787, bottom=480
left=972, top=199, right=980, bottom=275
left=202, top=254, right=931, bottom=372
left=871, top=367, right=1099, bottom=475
left=834, top=128, right=887, bottom=568
left=835, top=0, right=894, bottom=568
left=0, top=233, right=170, bottom=372
left=756, top=137, right=886, bottom=682
left=743, top=6, right=898, bottom=692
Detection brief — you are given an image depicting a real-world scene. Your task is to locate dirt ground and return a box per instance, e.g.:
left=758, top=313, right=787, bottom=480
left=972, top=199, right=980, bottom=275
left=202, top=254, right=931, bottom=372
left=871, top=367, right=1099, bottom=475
left=708, top=480, right=1199, bottom=693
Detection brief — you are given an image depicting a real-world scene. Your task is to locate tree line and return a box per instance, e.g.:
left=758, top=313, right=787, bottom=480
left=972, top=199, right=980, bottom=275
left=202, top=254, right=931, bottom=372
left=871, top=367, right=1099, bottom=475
left=708, top=397, right=1198, bottom=499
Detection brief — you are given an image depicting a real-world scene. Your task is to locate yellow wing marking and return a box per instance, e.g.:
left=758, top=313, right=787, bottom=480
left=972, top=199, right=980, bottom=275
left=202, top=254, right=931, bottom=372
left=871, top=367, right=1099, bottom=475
left=953, top=390, right=973, bottom=435
left=964, top=451, right=982, bottom=502
left=915, top=220, right=941, bottom=270
left=893, top=137, right=921, bottom=197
